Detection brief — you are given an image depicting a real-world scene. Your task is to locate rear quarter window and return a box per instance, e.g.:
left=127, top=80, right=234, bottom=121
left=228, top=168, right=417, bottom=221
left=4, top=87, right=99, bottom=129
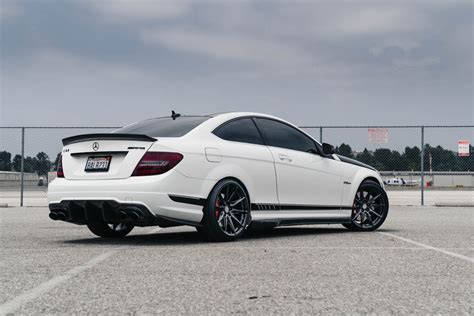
left=213, top=118, right=265, bottom=145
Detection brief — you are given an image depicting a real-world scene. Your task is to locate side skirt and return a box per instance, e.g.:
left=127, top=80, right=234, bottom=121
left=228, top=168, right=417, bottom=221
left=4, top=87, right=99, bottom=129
left=168, top=194, right=353, bottom=226
left=251, top=208, right=353, bottom=226
left=276, top=218, right=351, bottom=226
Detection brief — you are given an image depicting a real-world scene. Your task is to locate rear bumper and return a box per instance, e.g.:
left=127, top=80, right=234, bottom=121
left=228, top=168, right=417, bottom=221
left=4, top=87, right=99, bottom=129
left=49, top=200, right=198, bottom=227
left=48, top=170, right=216, bottom=224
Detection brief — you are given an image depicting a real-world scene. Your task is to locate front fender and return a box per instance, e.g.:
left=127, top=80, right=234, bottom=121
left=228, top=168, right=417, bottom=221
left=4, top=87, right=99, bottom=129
left=343, top=169, right=385, bottom=206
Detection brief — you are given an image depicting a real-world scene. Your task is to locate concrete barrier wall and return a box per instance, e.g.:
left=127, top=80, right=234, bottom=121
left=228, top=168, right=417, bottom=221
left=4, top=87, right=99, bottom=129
left=371, top=172, right=473, bottom=188
left=0, top=172, right=41, bottom=188
left=430, top=174, right=473, bottom=187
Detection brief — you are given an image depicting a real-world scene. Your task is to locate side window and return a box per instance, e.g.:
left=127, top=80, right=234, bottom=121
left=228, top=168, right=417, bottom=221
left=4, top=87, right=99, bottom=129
left=254, top=118, right=317, bottom=153
left=213, top=118, right=265, bottom=145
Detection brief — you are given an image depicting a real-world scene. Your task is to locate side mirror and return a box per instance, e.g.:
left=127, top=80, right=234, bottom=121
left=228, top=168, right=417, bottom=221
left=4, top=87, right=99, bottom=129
left=322, top=143, right=335, bottom=155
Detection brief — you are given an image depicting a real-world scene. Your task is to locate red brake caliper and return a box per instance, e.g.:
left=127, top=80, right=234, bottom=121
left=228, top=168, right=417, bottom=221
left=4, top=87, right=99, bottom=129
left=215, top=199, right=221, bottom=219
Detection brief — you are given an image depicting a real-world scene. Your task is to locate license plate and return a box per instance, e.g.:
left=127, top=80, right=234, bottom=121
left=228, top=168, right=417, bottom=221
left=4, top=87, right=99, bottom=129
left=85, top=156, right=112, bottom=172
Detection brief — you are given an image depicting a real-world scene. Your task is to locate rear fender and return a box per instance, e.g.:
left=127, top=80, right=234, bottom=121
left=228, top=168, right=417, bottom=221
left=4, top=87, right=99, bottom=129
left=198, top=163, right=256, bottom=203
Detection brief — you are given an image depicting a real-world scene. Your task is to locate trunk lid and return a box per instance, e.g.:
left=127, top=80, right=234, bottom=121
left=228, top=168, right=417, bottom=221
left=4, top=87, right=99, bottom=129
left=61, top=134, right=155, bottom=180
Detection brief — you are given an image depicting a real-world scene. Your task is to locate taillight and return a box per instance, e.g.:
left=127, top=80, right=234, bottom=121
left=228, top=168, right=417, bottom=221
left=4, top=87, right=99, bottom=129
left=132, top=152, right=183, bottom=176
left=57, top=154, right=64, bottom=178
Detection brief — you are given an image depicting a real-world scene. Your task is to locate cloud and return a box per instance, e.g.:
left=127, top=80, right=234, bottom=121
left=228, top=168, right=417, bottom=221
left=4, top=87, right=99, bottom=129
left=261, top=3, right=430, bottom=42
left=134, top=2, right=434, bottom=69
left=370, top=38, right=421, bottom=57
left=140, top=28, right=314, bottom=67
left=394, top=57, right=441, bottom=69
left=0, top=1, right=23, bottom=19
left=329, top=6, right=428, bottom=37
left=1, top=0, right=471, bottom=129
left=30, top=48, right=146, bottom=81
left=85, top=0, right=190, bottom=22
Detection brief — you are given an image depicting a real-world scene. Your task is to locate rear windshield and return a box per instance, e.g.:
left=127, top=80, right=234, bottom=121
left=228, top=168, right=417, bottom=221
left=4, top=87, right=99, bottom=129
left=115, top=116, right=210, bottom=137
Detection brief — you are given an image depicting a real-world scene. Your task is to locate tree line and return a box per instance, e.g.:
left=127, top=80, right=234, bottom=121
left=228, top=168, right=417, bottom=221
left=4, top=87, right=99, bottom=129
left=0, top=151, right=60, bottom=176
left=0, top=144, right=472, bottom=175
left=334, top=144, right=472, bottom=172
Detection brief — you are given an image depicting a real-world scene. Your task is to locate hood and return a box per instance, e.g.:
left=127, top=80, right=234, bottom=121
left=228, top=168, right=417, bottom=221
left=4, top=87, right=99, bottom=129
left=336, top=155, right=377, bottom=171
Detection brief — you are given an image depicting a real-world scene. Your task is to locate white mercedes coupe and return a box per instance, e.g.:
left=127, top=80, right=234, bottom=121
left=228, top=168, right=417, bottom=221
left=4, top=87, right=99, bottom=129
left=48, top=112, right=389, bottom=241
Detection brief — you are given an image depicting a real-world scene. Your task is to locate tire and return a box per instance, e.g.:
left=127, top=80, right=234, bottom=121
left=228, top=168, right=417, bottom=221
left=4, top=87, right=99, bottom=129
left=343, top=180, right=389, bottom=231
left=201, top=179, right=251, bottom=242
left=87, top=221, right=134, bottom=238
left=247, top=222, right=277, bottom=232
left=194, top=225, right=211, bottom=240
left=195, top=226, right=207, bottom=234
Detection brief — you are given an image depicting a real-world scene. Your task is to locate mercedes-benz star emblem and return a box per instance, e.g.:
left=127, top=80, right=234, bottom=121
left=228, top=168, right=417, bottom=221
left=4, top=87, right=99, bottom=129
left=92, top=142, right=99, bottom=151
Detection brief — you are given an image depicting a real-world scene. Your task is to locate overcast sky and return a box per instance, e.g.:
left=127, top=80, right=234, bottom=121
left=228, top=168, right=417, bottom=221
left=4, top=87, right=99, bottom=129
left=0, top=0, right=473, bottom=156
left=1, top=0, right=472, bottom=126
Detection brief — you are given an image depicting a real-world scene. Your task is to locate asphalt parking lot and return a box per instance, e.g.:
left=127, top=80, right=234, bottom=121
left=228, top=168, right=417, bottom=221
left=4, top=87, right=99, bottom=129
left=1, top=206, right=473, bottom=314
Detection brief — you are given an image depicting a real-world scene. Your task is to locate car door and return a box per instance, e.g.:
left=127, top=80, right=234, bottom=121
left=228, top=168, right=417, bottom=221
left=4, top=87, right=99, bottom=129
left=212, top=118, right=278, bottom=206
left=253, top=117, right=344, bottom=208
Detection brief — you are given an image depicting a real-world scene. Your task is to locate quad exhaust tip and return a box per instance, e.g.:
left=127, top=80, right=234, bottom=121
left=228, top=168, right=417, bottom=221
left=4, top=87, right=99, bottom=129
left=118, top=209, right=144, bottom=221
left=49, top=206, right=144, bottom=222
left=118, top=211, right=129, bottom=221
left=49, top=211, right=66, bottom=221
left=56, top=212, right=66, bottom=220
left=129, top=211, right=141, bottom=220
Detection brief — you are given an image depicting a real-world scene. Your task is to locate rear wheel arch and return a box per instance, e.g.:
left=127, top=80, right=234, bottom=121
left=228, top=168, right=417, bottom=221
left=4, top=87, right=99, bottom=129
left=207, top=176, right=251, bottom=205
left=201, top=162, right=255, bottom=204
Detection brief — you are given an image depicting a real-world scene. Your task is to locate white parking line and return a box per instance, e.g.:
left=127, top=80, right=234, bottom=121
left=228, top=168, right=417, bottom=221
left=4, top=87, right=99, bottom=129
left=0, top=227, right=161, bottom=316
left=0, top=251, right=116, bottom=315
left=378, top=232, right=474, bottom=263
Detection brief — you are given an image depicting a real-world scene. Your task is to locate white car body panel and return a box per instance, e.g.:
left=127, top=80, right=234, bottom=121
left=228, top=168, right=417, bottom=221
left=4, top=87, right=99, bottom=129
left=48, top=112, right=385, bottom=226
left=269, top=146, right=346, bottom=207
left=62, top=140, right=153, bottom=180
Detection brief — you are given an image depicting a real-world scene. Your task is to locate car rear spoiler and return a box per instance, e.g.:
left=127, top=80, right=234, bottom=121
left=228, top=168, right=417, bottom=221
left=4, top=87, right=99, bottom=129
left=62, top=133, right=156, bottom=146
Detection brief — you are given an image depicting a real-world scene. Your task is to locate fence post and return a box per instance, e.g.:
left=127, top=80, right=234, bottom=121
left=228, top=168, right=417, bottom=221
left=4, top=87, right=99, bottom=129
left=20, top=127, right=25, bottom=207
left=420, top=126, right=424, bottom=206
left=319, top=127, right=323, bottom=143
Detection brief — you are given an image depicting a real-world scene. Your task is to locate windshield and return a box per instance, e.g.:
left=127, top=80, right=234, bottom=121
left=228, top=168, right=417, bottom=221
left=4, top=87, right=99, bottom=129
left=115, top=116, right=210, bottom=137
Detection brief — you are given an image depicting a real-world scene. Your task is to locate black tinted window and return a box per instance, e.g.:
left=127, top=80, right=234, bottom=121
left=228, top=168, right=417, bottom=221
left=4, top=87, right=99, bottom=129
left=254, top=118, right=317, bottom=153
left=115, top=116, right=210, bottom=137
left=214, top=118, right=264, bottom=145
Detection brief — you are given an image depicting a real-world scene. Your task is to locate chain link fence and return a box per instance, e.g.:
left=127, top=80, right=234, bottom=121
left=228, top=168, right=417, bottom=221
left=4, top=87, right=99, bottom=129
left=0, top=127, right=119, bottom=207
left=301, top=125, right=473, bottom=206
left=1, top=125, right=472, bottom=207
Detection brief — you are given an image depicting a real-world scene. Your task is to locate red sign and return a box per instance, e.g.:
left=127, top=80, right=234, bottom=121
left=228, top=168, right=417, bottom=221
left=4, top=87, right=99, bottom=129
left=458, top=140, right=470, bottom=157
left=368, top=128, right=389, bottom=144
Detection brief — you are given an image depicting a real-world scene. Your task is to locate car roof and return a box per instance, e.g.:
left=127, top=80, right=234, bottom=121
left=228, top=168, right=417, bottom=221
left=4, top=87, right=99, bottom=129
left=120, top=111, right=317, bottom=143
left=184, top=111, right=320, bottom=143
left=140, top=111, right=280, bottom=121
left=208, top=111, right=285, bottom=121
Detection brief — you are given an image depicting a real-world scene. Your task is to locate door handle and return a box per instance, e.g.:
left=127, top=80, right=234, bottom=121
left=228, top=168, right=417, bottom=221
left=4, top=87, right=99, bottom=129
left=279, top=154, right=293, bottom=162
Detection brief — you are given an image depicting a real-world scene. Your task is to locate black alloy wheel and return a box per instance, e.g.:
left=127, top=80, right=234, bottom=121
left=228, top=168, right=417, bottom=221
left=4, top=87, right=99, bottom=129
left=87, top=221, right=134, bottom=238
left=343, top=180, right=389, bottom=231
left=202, top=179, right=251, bottom=241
